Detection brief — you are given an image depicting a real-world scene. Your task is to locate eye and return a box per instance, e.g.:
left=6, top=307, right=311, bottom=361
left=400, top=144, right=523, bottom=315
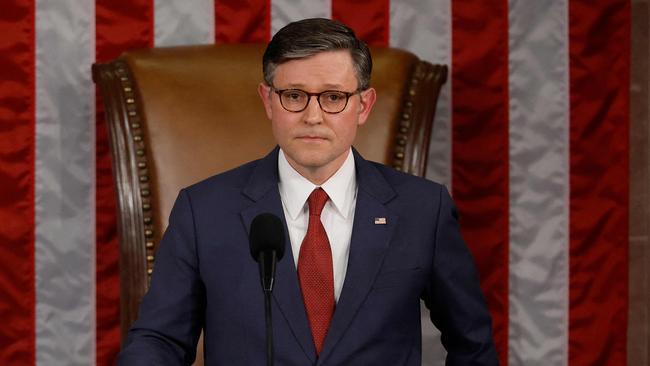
left=323, top=92, right=345, bottom=103
left=282, top=90, right=305, bottom=102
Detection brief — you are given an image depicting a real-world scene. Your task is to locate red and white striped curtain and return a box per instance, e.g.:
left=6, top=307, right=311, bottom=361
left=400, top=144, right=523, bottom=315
left=0, top=1, right=629, bottom=365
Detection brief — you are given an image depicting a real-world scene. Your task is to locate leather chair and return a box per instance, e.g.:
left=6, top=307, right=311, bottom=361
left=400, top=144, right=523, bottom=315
left=92, top=43, right=447, bottom=360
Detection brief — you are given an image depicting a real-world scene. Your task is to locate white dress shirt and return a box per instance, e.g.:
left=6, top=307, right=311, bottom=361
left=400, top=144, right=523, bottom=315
left=278, top=149, right=357, bottom=302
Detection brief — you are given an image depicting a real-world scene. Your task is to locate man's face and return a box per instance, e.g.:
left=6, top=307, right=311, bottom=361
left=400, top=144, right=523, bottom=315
left=258, top=50, right=376, bottom=183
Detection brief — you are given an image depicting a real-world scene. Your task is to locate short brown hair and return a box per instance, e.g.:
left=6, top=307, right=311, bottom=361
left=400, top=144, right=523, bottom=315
left=262, top=18, right=372, bottom=90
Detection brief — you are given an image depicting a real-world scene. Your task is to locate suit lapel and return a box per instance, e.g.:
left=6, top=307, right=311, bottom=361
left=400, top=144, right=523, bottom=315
left=317, top=150, right=399, bottom=364
left=239, top=148, right=317, bottom=363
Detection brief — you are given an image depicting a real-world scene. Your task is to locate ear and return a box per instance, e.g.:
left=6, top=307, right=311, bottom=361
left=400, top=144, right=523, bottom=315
left=356, top=87, right=377, bottom=126
left=257, top=83, right=273, bottom=120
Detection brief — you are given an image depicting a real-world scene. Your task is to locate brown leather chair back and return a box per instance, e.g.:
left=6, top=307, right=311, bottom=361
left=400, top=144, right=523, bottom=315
left=92, top=43, right=447, bottom=343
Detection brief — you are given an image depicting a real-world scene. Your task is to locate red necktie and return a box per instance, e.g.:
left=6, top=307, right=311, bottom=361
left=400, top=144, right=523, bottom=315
left=297, top=188, right=335, bottom=355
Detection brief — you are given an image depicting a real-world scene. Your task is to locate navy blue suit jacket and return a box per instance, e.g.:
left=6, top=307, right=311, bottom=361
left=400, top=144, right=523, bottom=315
left=118, top=148, right=498, bottom=365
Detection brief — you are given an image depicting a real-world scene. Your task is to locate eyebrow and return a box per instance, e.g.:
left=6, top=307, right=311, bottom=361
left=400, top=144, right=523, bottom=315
left=281, top=83, right=347, bottom=90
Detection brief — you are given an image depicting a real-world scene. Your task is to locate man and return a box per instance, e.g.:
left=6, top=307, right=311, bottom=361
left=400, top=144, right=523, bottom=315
left=118, top=18, right=498, bottom=365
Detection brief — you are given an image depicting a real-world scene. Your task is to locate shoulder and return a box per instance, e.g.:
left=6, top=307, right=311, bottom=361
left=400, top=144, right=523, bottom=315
left=181, top=158, right=263, bottom=204
left=370, top=161, right=446, bottom=197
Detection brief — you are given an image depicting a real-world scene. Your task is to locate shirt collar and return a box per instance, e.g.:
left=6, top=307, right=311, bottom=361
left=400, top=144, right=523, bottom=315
left=278, top=148, right=357, bottom=220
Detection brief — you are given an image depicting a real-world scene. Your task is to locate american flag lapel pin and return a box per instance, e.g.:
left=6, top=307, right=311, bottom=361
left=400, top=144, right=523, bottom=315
left=374, top=217, right=387, bottom=225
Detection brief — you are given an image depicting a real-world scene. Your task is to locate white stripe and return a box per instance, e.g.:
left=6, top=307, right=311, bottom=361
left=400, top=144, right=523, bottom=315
left=508, top=1, right=570, bottom=365
left=389, top=0, right=452, bottom=189
left=270, top=0, right=331, bottom=37
left=154, top=0, right=215, bottom=46
left=35, top=1, right=96, bottom=365
left=390, top=3, right=451, bottom=364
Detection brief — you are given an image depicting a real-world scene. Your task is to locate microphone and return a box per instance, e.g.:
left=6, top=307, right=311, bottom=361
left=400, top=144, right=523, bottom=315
left=249, top=213, right=285, bottom=366
left=249, top=213, right=286, bottom=292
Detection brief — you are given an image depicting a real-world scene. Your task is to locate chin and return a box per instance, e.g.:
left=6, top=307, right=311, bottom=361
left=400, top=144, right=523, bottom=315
left=294, top=155, right=331, bottom=169
left=283, top=145, right=347, bottom=171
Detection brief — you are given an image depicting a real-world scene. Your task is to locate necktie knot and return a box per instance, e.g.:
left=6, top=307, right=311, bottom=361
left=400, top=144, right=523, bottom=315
left=308, top=188, right=329, bottom=217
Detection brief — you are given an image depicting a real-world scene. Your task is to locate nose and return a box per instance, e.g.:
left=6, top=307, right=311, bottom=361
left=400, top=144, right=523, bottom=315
left=303, top=95, right=323, bottom=125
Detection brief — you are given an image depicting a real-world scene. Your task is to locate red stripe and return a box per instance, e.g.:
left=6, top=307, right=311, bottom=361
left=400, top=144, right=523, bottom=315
left=331, top=0, right=390, bottom=46
left=568, top=1, right=629, bottom=364
left=95, top=1, right=153, bottom=365
left=215, top=0, right=270, bottom=43
left=0, top=1, right=35, bottom=364
left=451, top=1, right=509, bottom=364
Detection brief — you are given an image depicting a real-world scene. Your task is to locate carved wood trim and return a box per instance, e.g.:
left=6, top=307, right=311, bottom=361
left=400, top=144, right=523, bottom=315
left=392, top=62, right=448, bottom=176
left=92, top=60, right=156, bottom=341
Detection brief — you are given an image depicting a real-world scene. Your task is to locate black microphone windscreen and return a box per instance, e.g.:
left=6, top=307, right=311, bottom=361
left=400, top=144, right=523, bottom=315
left=249, top=213, right=285, bottom=261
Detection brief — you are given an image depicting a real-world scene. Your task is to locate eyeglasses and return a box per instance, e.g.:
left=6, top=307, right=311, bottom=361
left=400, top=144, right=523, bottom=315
left=272, top=88, right=360, bottom=114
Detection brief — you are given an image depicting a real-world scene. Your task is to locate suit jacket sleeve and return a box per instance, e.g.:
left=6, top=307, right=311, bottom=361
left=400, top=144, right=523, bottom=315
left=422, top=186, right=499, bottom=365
left=118, top=189, right=204, bottom=366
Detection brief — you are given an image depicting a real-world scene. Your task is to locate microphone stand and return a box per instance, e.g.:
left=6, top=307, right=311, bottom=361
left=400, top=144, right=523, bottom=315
left=264, top=288, right=273, bottom=366
left=259, top=251, right=277, bottom=366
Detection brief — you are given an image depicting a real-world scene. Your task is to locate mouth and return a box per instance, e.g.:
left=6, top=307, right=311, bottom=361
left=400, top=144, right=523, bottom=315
left=296, top=135, right=328, bottom=141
